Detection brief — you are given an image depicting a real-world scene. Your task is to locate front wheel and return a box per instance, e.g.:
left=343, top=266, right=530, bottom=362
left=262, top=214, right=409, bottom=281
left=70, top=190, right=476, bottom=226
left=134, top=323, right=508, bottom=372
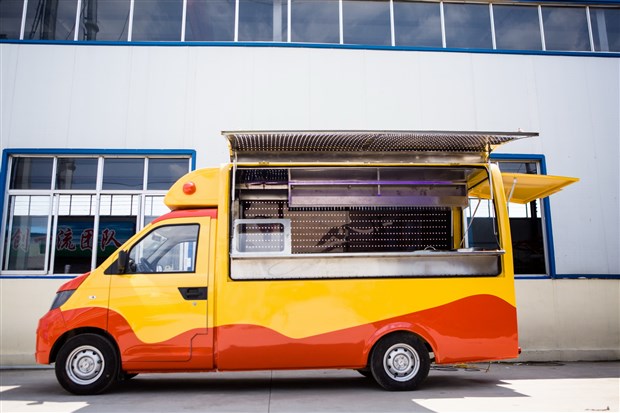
left=55, top=333, right=119, bottom=395
left=370, top=332, right=430, bottom=391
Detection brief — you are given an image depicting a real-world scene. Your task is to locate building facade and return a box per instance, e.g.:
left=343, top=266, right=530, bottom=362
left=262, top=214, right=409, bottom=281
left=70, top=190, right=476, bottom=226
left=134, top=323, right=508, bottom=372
left=1, top=0, right=619, bottom=365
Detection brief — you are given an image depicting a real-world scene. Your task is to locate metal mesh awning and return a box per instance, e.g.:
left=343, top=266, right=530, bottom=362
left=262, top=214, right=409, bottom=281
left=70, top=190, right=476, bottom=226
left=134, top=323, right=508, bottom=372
left=223, top=130, right=538, bottom=162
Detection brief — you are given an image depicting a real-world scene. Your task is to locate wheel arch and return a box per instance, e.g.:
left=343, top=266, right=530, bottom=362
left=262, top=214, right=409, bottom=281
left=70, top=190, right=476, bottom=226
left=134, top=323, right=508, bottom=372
left=49, top=327, right=119, bottom=365
left=363, top=324, right=436, bottom=367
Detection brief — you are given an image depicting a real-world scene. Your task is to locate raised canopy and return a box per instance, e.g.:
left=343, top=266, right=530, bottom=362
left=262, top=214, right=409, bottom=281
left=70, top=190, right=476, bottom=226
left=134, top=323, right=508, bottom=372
left=223, top=130, right=538, bottom=163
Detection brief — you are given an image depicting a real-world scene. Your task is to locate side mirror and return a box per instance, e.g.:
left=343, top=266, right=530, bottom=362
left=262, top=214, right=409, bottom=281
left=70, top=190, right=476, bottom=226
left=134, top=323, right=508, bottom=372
left=104, top=250, right=130, bottom=275
left=117, top=250, right=128, bottom=274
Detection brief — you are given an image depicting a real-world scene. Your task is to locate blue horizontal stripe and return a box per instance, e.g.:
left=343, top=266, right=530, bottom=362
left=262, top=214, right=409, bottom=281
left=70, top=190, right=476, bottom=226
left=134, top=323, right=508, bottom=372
left=3, top=148, right=195, bottom=156
left=551, top=274, right=620, bottom=280
left=1, top=39, right=619, bottom=59
left=516, top=274, right=620, bottom=280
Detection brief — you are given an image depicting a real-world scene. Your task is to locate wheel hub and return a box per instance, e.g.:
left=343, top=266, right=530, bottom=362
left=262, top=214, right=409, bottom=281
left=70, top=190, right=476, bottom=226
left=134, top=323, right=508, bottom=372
left=66, top=345, right=105, bottom=385
left=383, top=343, right=420, bottom=382
left=392, top=351, right=410, bottom=372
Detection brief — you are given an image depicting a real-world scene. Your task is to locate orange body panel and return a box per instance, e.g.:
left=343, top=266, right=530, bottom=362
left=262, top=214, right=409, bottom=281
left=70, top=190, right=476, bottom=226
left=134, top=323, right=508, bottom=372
left=37, top=294, right=517, bottom=370
left=215, top=294, right=517, bottom=370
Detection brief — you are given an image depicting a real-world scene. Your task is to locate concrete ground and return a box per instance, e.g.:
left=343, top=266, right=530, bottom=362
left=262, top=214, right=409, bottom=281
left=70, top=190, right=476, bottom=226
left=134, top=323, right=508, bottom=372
left=0, top=362, right=618, bottom=413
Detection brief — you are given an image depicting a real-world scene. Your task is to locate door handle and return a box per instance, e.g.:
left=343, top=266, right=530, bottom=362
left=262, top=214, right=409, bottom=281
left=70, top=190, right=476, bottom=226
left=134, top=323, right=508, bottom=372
left=178, top=287, right=208, bottom=300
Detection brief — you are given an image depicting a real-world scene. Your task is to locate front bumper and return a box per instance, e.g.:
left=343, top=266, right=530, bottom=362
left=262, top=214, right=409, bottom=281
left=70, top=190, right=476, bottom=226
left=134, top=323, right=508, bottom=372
left=35, top=308, right=66, bottom=364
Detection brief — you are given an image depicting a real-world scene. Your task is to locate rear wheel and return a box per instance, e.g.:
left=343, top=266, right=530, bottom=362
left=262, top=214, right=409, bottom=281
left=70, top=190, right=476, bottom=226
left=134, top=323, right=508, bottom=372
left=370, top=332, right=430, bottom=391
left=55, top=333, right=119, bottom=395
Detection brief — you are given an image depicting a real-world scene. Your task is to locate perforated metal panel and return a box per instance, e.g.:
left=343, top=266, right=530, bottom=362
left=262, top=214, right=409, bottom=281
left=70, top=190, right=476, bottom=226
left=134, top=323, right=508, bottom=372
left=241, top=201, right=451, bottom=254
left=224, top=130, right=537, bottom=162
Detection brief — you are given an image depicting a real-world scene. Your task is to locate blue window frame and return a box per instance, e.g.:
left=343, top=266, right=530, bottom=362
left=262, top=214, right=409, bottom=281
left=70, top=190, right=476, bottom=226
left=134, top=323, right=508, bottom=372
left=0, top=149, right=195, bottom=277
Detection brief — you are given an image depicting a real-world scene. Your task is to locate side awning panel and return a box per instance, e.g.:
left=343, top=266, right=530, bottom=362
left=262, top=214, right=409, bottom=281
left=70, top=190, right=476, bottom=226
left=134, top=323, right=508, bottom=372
left=470, top=173, right=579, bottom=204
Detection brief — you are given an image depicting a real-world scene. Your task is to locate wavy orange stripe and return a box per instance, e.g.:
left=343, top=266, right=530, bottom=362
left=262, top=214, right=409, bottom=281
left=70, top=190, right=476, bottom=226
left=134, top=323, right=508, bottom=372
left=46, top=294, right=517, bottom=371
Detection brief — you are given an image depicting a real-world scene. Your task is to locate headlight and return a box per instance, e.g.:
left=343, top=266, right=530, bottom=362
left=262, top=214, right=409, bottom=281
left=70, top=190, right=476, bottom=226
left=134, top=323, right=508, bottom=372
left=50, top=290, right=75, bottom=311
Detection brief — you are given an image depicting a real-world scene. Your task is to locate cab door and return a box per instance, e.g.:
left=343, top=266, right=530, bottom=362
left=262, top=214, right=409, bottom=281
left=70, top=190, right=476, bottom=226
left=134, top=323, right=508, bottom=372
left=107, top=217, right=211, bottom=364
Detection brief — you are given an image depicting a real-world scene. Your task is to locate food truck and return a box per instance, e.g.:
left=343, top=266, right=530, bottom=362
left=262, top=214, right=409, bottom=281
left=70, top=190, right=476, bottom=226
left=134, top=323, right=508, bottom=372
left=35, top=131, right=578, bottom=394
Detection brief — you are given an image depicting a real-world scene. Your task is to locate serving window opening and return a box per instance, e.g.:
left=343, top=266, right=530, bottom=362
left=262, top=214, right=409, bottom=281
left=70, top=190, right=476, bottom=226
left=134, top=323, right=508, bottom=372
left=230, top=166, right=504, bottom=280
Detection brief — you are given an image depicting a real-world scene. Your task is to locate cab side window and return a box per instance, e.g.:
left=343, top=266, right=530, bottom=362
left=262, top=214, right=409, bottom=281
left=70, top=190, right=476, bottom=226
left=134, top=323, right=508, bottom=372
left=128, top=224, right=199, bottom=273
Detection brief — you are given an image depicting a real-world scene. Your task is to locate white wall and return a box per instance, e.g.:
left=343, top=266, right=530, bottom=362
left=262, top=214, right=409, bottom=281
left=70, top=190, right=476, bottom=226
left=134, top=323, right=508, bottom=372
left=516, top=280, right=620, bottom=361
left=1, top=43, right=619, bottom=365
left=2, top=45, right=618, bottom=276
left=0, top=278, right=65, bottom=365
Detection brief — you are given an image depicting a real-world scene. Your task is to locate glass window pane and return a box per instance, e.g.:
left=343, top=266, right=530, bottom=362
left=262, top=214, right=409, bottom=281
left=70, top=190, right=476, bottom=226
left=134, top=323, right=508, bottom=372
left=393, top=1, right=441, bottom=48
left=591, top=7, right=620, bottom=52
left=498, top=161, right=545, bottom=274
left=464, top=197, right=498, bottom=249
left=4, top=196, right=50, bottom=271
left=147, top=158, right=189, bottom=190
left=110, top=195, right=138, bottom=215
left=99, top=195, right=139, bottom=216
left=96, top=216, right=136, bottom=266
left=102, top=158, right=144, bottom=190
left=77, top=0, right=130, bottom=41
left=0, top=0, right=24, bottom=40
left=11, top=195, right=51, bottom=215
left=238, top=0, right=287, bottom=41
left=291, top=0, right=339, bottom=44
left=444, top=3, right=492, bottom=49
left=55, top=216, right=94, bottom=274
left=542, top=6, right=590, bottom=51
left=156, top=240, right=197, bottom=272
left=132, top=0, right=183, bottom=41
left=128, top=224, right=199, bottom=273
left=343, top=0, right=391, bottom=46
left=144, top=196, right=169, bottom=225
left=237, top=222, right=285, bottom=253
left=58, top=195, right=96, bottom=215
left=493, top=5, right=542, bottom=51
left=24, top=0, right=77, bottom=40
left=185, top=0, right=235, bottom=41
left=10, top=157, right=53, bottom=189
left=55, top=158, right=98, bottom=190
left=12, top=196, right=31, bottom=215
left=497, top=161, right=538, bottom=175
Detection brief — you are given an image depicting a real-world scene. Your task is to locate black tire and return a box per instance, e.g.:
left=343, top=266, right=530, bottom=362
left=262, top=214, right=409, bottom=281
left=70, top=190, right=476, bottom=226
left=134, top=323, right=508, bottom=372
left=370, top=332, right=430, bottom=391
left=356, top=368, right=372, bottom=378
left=55, top=333, right=119, bottom=395
left=122, top=372, right=138, bottom=381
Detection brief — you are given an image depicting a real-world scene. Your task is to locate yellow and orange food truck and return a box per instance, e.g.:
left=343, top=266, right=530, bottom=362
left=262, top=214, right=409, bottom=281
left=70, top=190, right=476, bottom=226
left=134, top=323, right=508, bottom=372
left=35, top=131, right=578, bottom=394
